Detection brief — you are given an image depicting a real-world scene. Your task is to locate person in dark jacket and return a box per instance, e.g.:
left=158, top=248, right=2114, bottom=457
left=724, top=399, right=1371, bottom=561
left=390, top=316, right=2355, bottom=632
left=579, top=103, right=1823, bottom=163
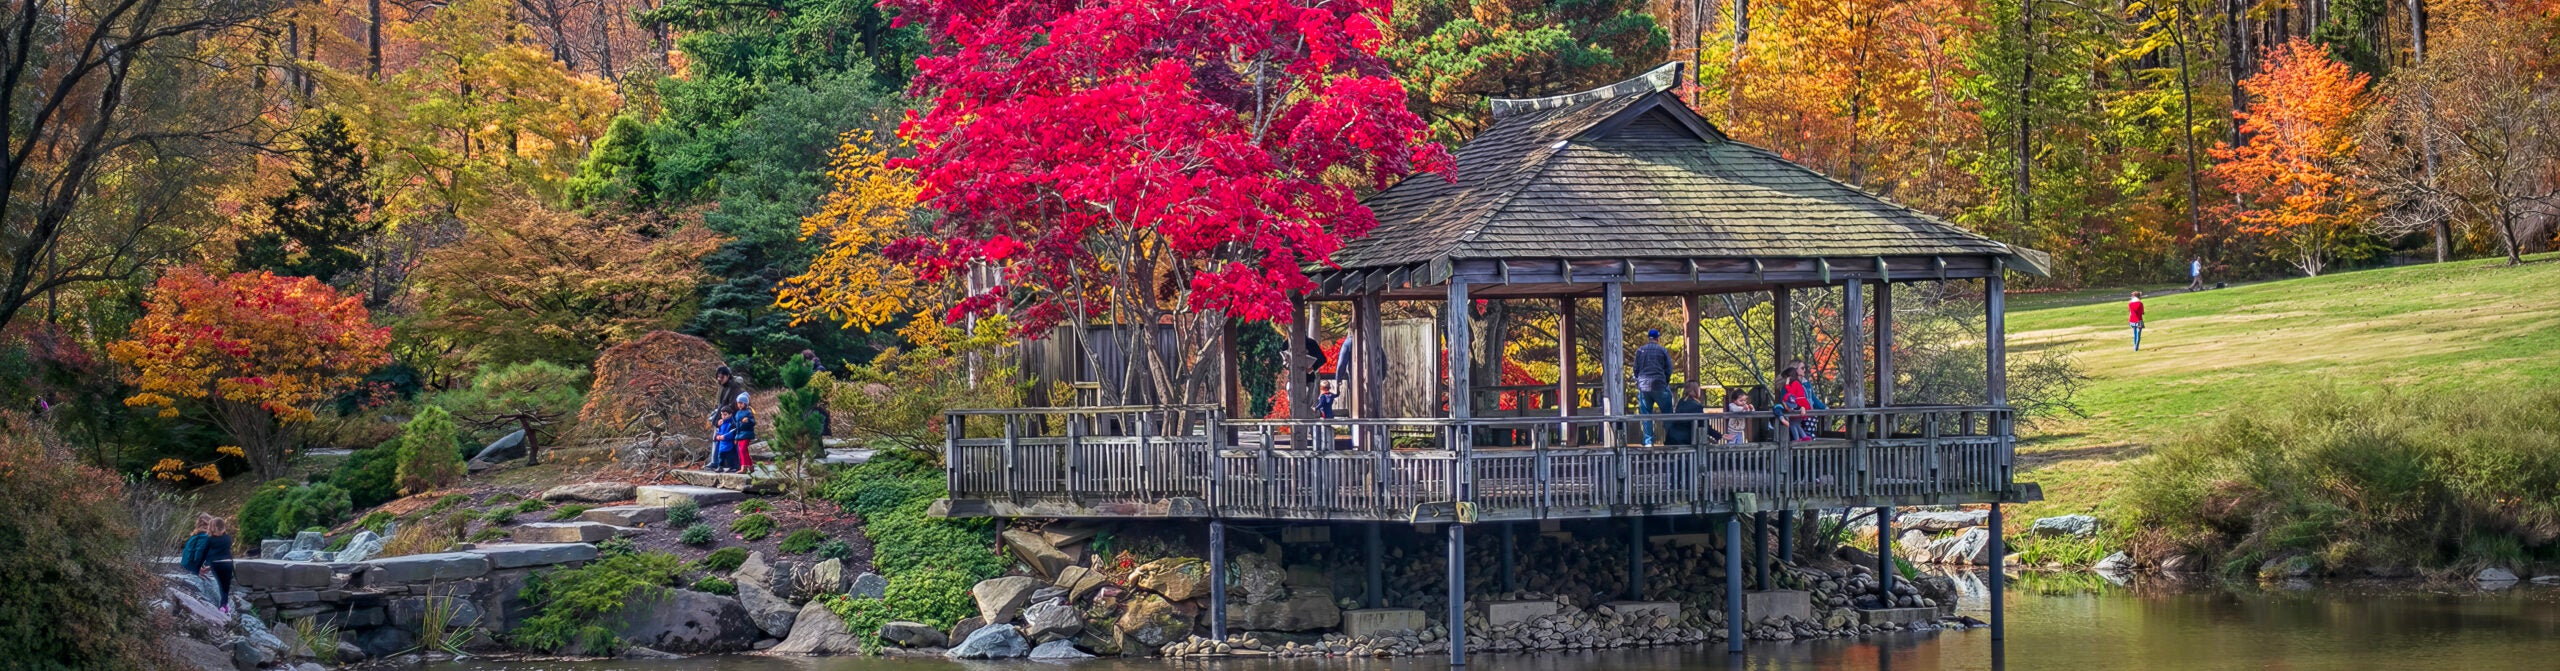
left=1633, top=329, right=1675, bottom=445
left=729, top=393, right=757, bottom=474
left=185, top=514, right=237, bottom=613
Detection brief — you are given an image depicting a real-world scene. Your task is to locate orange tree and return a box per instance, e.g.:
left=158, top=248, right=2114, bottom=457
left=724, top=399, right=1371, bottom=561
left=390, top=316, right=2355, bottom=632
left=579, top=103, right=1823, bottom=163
left=2209, top=39, right=2372, bottom=277
left=109, top=269, right=392, bottom=476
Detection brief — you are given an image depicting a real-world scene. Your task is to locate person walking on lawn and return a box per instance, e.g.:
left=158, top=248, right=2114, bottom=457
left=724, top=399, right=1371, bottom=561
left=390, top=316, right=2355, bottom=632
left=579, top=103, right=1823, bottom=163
left=1633, top=329, right=1675, bottom=445
left=2129, top=291, right=2146, bottom=351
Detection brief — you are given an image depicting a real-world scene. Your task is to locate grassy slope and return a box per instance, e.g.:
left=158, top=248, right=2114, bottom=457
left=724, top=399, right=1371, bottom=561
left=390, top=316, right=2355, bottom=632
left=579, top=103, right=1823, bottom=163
left=2003, top=253, right=2560, bottom=528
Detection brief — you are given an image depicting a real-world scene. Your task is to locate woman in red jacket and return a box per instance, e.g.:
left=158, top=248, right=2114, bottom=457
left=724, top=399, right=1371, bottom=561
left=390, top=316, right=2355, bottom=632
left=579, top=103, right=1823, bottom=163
left=2129, top=291, right=2146, bottom=352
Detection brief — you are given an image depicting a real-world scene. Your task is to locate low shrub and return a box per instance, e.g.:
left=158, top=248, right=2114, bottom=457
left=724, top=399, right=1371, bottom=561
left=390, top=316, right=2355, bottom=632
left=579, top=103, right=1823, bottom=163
left=394, top=406, right=466, bottom=494
left=238, top=481, right=354, bottom=543
left=697, top=547, right=748, bottom=573
left=665, top=499, right=700, bottom=527
left=0, top=416, right=162, bottom=669
left=513, top=551, right=685, bottom=654
left=823, top=566, right=982, bottom=650
left=736, top=499, right=771, bottom=514
left=513, top=498, right=551, bottom=514
left=469, top=527, right=509, bottom=542
left=729, top=513, right=776, bottom=542
left=596, top=537, right=636, bottom=558
left=486, top=508, right=517, bottom=525
left=2125, top=385, right=2560, bottom=573
left=818, top=540, right=854, bottom=561
left=778, top=529, right=826, bottom=554
left=355, top=511, right=394, bottom=534
left=690, top=576, right=736, bottom=595
left=816, top=448, right=1005, bottom=637
left=680, top=524, right=716, bottom=546
left=548, top=504, right=595, bottom=521
left=327, top=445, right=401, bottom=509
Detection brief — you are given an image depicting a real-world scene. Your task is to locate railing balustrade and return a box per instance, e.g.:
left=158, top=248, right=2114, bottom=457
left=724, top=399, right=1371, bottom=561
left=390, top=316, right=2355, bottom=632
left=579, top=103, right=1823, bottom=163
left=943, top=405, right=2015, bottom=521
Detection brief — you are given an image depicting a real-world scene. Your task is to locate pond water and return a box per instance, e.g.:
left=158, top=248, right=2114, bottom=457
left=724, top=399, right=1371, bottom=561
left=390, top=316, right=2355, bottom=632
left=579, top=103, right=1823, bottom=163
left=429, top=570, right=2560, bottom=671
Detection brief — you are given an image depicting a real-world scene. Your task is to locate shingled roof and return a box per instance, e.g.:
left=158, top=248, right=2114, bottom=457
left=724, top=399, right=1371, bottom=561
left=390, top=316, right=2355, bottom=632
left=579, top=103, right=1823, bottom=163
left=1334, top=63, right=2049, bottom=278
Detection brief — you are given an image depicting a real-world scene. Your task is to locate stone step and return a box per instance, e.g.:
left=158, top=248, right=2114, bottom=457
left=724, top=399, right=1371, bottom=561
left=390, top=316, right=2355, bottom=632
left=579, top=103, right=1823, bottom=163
left=1855, top=606, right=1940, bottom=626
left=512, top=521, right=629, bottom=543
left=466, top=543, right=599, bottom=569
left=669, top=468, right=786, bottom=493
left=580, top=504, right=669, bottom=527
left=635, top=484, right=746, bottom=507
left=820, top=448, right=876, bottom=466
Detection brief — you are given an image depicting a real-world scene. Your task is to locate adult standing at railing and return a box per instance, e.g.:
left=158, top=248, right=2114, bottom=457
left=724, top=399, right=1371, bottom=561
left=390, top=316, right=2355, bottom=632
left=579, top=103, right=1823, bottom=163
left=1779, top=365, right=1815, bottom=440
left=1633, top=328, right=1674, bottom=445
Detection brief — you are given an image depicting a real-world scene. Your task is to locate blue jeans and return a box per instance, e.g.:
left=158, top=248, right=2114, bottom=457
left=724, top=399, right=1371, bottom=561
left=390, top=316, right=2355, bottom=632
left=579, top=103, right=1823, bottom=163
left=1637, top=387, right=1673, bottom=445
left=2131, top=322, right=2144, bottom=351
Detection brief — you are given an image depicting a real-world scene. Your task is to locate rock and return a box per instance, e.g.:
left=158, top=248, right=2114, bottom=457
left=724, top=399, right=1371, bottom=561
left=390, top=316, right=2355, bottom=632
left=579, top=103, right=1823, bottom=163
left=512, top=521, right=621, bottom=543
left=471, top=429, right=528, bottom=463
left=333, top=530, right=385, bottom=563
left=1002, top=528, right=1075, bottom=580
left=2160, top=554, right=2201, bottom=573
left=947, top=624, right=1031, bottom=659
left=768, top=599, right=864, bottom=655
left=1022, top=598, right=1082, bottom=641
left=1894, top=529, right=1933, bottom=561
left=802, top=558, right=848, bottom=596
left=849, top=572, right=889, bottom=599
left=292, top=530, right=327, bottom=555
left=1129, top=557, right=1210, bottom=601
left=362, top=552, right=491, bottom=584
left=1052, top=564, right=1089, bottom=589
left=633, top=484, right=744, bottom=507
left=2093, top=551, right=2134, bottom=573
left=949, top=616, right=986, bottom=644
left=1897, top=510, right=1988, bottom=533
left=388, top=595, right=483, bottom=631
left=1065, top=570, right=1109, bottom=604
left=334, top=641, right=365, bottom=663
left=163, top=635, right=232, bottom=671
left=1228, top=593, right=1342, bottom=631
left=166, top=585, right=228, bottom=630
left=972, top=576, right=1042, bottom=624
left=1114, top=593, right=1191, bottom=647
left=879, top=621, right=947, bottom=648
left=1029, top=639, right=1094, bottom=660
left=229, top=636, right=272, bottom=670
left=2030, top=514, right=2099, bottom=538
left=734, top=551, right=778, bottom=590
left=541, top=481, right=637, bottom=503
left=622, top=646, right=683, bottom=659
left=738, top=580, right=799, bottom=638
left=1234, top=550, right=1288, bottom=604
left=2476, top=567, right=2520, bottom=584
left=1936, top=528, right=1994, bottom=565
left=2259, top=555, right=2317, bottom=580
left=670, top=468, right=785, bottom=493
left=612, top=588, right=761, bottom=653
left=467, top=542, right=599, bottom=569
left=230, top=560, right=331, bottom=589
left=580, top=505, right=669, bottom=526
left=1041, top=523, right=1101, bottom=549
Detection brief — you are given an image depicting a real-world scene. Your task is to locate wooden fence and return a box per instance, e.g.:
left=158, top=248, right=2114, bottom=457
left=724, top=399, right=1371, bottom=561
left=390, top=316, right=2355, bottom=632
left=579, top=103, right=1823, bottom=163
left=942, top=405, right=2016, bottom=522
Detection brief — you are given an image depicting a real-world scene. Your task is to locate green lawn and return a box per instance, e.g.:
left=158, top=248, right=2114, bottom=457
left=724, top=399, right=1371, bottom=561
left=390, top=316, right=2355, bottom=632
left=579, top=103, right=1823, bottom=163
left=2003, top=253, right=2560, bottom=526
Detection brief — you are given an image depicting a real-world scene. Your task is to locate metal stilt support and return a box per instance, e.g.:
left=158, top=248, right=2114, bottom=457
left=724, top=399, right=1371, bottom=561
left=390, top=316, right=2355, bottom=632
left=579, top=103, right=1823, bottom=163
left=1366, top=523, right=1384, bottom=609
left=1877, top=506, right=1896, bottom=596
left=1778, top=510, right=1795, bottom=564
left=1753, top=512, right=1769, bottom=589
left=1990, top=503, right=2006, bottom=641
left=1724, top=513, right=1745, bottom=654
left=1448, top=524, right=1468, bottom=666
left=1209, top=520, right=1228, bottom=640
left=1501, top=522, right=1518, bottom=593
left=1629, top=516, right=1646, bottom=598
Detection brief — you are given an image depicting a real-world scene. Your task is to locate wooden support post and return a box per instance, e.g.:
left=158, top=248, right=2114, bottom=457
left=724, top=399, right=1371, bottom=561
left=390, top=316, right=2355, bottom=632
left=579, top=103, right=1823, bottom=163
left=1602, top=282, right=1626, bottom=445
left=1771, top=289, right=1793, bottom=384
left=1988, top=276, right=2007, bottom=406
left=1876, top=282, right=1896, bottom=411
left=1753, top=512, right=1769, bottom=589
left=1876, top=506, right=1895, bottom=596
left=1843, top=281, right=1867, bottom=493
left=1559, top=297, right=1580, bottom=443
left=1682, top=295, right=1703, bottom=400
left=1448, top=523, right=1468, bottom=666
left=1777, top=509, right=1795, bottom=564
left=1287, top=297, right=1314, bottom=422
left=1501, top=522, right=1518, bottom=593
left=1221, top=319, right=1242, bottom=420
left=1449, top=281, right=1473, bottom=422
left=1209, top=519, right=1229, bottom=640
left=1365, top=523, right=1385, bottom=608
left=1724, top=513, right=1745, bottom=653
left=1990, top=502, right=2006, bottom=641
left=1628, top=516, right=1646, bottom=599
left=1356, top=292, right=1385, bottom=447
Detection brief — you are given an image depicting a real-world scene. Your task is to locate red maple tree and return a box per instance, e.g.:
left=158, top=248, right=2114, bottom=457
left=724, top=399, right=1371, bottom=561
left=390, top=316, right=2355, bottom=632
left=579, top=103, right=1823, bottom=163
left=885, top=0, right=1451, bottom=405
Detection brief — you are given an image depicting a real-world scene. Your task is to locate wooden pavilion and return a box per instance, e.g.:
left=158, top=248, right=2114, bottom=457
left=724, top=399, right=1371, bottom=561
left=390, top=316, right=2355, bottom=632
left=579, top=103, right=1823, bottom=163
left=934, top=63, right=2046, bottom=664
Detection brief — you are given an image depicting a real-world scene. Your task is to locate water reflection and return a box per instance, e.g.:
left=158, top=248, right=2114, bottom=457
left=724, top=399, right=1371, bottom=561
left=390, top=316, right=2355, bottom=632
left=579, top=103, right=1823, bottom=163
left=433, top=571, right=2560, bottom=671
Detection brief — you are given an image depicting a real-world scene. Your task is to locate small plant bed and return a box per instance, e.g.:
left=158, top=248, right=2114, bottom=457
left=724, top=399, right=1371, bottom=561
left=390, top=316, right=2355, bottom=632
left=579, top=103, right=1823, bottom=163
left=624, top=493, right=874, bottom=576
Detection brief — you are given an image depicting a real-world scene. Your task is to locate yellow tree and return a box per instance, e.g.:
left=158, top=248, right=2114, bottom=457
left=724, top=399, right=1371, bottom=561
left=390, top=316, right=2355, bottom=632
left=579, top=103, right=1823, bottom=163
left=777, top=130, right=926, bottom=332
left=2210, top=39, right=2371, bottom=277
left=110, top=269, right=393, bottom=475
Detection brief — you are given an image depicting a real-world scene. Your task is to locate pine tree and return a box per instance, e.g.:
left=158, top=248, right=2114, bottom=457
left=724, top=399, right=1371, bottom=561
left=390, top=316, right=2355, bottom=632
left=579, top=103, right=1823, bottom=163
left=237, top=114, right=380, bottom=285
left=768, top=357, right=827, bottom=502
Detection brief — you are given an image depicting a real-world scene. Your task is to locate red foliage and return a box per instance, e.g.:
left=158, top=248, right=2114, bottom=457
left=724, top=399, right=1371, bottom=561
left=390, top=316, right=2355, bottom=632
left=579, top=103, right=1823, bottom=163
left=886, top=0, right=1452, bottom=330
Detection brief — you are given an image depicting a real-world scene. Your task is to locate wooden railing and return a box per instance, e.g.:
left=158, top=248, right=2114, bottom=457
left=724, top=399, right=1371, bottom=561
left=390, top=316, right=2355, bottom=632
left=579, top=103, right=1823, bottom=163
left=942, top=405, right=2016, bottom=521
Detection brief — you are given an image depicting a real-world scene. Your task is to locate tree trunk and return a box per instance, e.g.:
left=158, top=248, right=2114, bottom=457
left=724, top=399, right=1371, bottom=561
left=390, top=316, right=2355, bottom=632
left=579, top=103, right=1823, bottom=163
left=369, top=0, right=385, bottom=79
left=2014, top=0, right=2037, bottom=238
